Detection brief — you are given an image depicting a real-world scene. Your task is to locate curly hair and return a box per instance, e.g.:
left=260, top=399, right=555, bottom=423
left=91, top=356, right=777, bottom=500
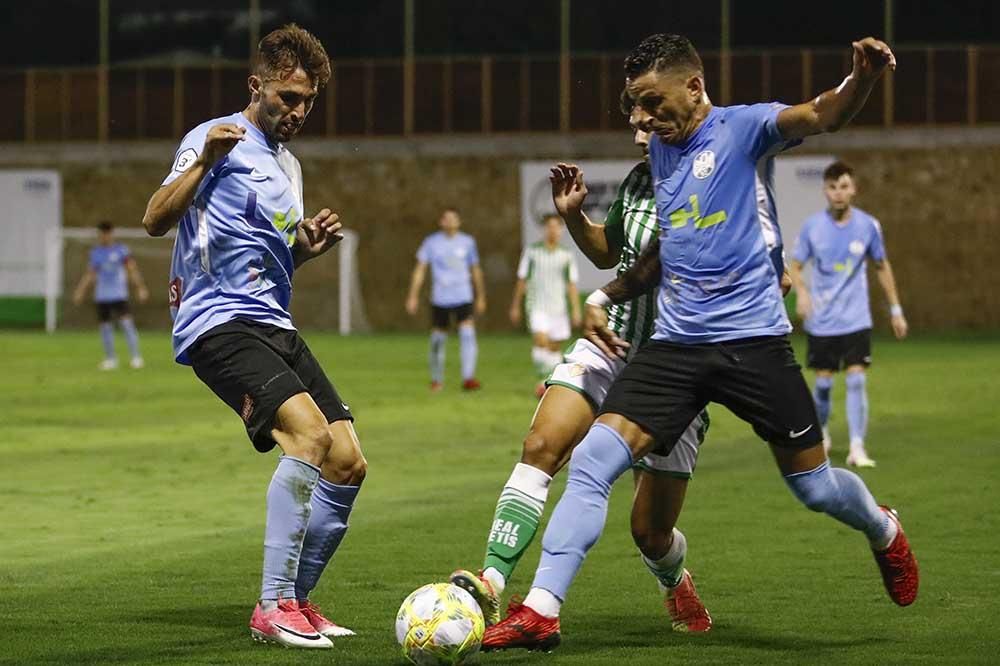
left=624, top=34, right=703, bottom=80
left=255, top=23, right=331, bottom=88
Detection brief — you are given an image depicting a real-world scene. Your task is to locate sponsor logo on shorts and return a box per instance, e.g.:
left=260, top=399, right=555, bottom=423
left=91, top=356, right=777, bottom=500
left=788, top=425, right=814, bottom=439
left=241, top=394, right=254, bottom=423
left=569, top=363, right=587, bottom=377
left=168, top=277, right=182, bottom=308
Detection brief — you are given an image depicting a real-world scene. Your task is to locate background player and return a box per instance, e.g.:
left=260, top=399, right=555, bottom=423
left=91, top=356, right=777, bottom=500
left=509, top=214, right=581, bottom=395
left=406, top=208, right=486, bottom=391
left=789, top=160, right=908, bottom=468
left=484, top=33, right=918, bottom=651
left=452, top=124, right=712, bottom=640
left=72, top=221, right=148, bottom=370
left=141, top=24, right=366, bottom=649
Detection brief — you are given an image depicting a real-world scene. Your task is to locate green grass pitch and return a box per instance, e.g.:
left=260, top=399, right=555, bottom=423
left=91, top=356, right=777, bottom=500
left=2, top=330, right=998, bottom=665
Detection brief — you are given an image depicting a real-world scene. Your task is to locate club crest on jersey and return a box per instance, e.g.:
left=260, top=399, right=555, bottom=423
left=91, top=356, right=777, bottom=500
left=693, top=150, right=715, bottom=179
left=849, top=240, right=865, bottom=256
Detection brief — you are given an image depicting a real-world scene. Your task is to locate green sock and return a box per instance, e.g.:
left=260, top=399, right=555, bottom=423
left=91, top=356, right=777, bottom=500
left=641, top=528, right=687, bottom=589
left=483, top=463, right=551, bottom=583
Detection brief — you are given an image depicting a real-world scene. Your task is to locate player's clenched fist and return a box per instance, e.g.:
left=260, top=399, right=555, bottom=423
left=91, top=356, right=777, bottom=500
left=199, top=124, right=246, bottom=167
left=851, top=37, right=896, bottom=81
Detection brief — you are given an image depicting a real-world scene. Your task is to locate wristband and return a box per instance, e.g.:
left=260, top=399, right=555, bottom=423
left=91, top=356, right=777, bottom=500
left=890, top=304, right=904, bottom=317
left=585, top=289, right=612, bottom=309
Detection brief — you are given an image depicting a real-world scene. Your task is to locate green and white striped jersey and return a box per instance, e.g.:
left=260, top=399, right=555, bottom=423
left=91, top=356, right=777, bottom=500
left=604, top=161, right=659, bottom=351
left=517, top=242, right=579, bottom=316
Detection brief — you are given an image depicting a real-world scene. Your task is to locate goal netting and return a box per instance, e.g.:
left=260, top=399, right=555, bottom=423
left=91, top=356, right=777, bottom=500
left=46, top=228, right=370, bottom=334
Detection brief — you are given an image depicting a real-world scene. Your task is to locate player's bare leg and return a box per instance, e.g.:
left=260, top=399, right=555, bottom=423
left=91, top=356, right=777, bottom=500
left=451, top=386, right=593, bottom=624
left=813, top=369, right=834, bottom=454
left=774, top=442, right=918, bottom=605
left=843, top=364, right=875, bottom=467
left=251, top=393, right=335, bottom=648
left=631, top=470, right=711, bottom=632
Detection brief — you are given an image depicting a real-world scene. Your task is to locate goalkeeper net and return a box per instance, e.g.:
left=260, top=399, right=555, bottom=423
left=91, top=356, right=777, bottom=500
left=46, top=227, right=370, bottom=334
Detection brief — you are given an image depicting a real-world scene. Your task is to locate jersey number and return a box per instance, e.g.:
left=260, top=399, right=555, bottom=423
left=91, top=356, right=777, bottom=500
left=668, top=194, right=727, bottom=230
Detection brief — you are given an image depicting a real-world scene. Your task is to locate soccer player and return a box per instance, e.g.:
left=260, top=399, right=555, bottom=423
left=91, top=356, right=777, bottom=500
left=72, top=221, right=148, bottom=370
left=141, top=25, right=365, bottom=649
left=509, top=214, right=581, bottom=395
left=790, top=161, right=908, bottom=468
left=405, top=208, right=486, bottom=391
left=483, top=34, right=919, bottom=650
left=451, top=124, right=712, bottom=641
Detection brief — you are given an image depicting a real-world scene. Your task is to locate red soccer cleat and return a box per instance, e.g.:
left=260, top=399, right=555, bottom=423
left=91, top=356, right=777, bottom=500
left=430, top=380, right=443, bottom=392
left=482, top=598, right=561, bottom=652
left=462, top=378, right=482, bottom=391
left=299, top=600, right=356, bottom=638
left=249, top=598, right=332, bottom=648
left=872, top=506, right=919, bottom=606
left=665, top=570, right=712, bottom=632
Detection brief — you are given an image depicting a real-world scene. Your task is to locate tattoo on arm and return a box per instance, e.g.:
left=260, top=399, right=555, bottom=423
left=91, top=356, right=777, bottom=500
left=602, top=236, right=661, bottom=304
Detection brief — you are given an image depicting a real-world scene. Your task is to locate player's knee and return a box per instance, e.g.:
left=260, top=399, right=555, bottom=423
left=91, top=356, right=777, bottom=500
left=784, top=464, right=842, bottom=513
left=286, top=424, right=334, bottom=466
left=521, top=430, right=564, bottom=475
left=845, top=371, right=866, bottom=390
left=630, top=523, right=671, bottom=560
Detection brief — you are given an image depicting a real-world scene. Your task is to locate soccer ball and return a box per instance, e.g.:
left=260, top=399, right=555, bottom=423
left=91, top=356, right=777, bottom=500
left=395, top=583, right=485, bottom=665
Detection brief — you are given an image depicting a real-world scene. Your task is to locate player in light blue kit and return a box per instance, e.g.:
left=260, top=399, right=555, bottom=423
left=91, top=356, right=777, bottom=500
left=72, top=221, right=148, bottom=370
left=485, top=34, right=918, bottom=651
left=790, top=160, right=908, bottom=468
left=405, top=207, right=487, bottom=391
left=141, top=25, right=365, bottom=650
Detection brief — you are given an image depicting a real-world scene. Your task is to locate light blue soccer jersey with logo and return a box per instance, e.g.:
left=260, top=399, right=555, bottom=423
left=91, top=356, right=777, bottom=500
left=648, top=103, right=794, bottom=343
left=89, top=243, right=131, bottom=303
left=416, top=231, right=480, bottom=307
left=162, top=112, right=305, bottom=364
left=792, top=207, right=886, bottom=336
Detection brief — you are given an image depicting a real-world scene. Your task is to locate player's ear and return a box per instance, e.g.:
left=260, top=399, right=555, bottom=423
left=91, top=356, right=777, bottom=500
left=686, top=74, right=704, bottom=103
left=248, top=75, right=263, bottom=102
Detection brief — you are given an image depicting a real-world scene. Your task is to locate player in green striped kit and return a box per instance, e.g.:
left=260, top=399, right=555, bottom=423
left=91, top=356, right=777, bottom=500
left=452, top=125, right=712, bottom=633
left=509, top=214, right=581, bottom=395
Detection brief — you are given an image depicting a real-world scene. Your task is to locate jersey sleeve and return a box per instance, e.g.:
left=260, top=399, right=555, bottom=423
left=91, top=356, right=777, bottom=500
left=161, top=123, right=212, bottom=187
left=467, top=238, right=480, bottom=266
left=566, top=253, right=579, bottom=283
left=88, top=248, right=100, bottom=270
left=416, top=237, right=431, bottom=263
left=516, top=249, right=531, bottom=279
left=120, top=244, right=134, bottom=265
left=727, top=103, right=790, bottom=161
left=791, top=222, right=813, bottom=263
left=867, top=218, right=887, bottom=262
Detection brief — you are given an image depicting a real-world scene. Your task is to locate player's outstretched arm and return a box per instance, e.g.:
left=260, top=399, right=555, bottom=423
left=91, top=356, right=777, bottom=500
left=405, top=262, right=427, bottom=315
left=874, top=258, right=908, bottom=339
left=550, top=163, right=621, bottom=269
left=778, top=37, right=896, bottom=141
left=71, top=269, right=95, bottom=306
left=142, top=124, right=246, bottom=237
left=472, top=265, right=487, bottom=316
left=125, top=258, right=150, bottom=304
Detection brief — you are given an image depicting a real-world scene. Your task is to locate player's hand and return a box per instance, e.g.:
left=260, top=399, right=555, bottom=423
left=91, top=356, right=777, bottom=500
left=475, top=297, right=487, bottom=316
left=295, top=209, right=344, bottom=260
left=582, top=303, right=630, bottom=360
left=851, top=37, right=896, bottom=82
left=891, top=314, right=908, bottom=340
left=509, top=305, right=522, bottom=327
left=137, top=286, right=150, bottom=304
left=780, top=270, right=793, bottom=297
left=198, top=124, right=246, bottom=167
left=796, top=292, right=812, bottom=321
left=405, top=294, right=419, bottom=316
left=72, top=291, right=84, bottom=307
left=550, top=163, right=588, bottom=217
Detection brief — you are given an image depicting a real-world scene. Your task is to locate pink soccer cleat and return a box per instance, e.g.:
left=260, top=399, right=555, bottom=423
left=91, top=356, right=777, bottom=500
left=249, top=598, right=333, bottom=648
left=299, top=600, right=356, bottom=638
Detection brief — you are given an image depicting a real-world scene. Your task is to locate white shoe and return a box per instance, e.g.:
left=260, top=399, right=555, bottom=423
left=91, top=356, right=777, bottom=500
left=129, top=356, right=145, bottom=369
left=822, top=427, right=832, bottom=456
left=846, top=450, right=877, bottom=468
left=98, top=358, right=119, bottom=371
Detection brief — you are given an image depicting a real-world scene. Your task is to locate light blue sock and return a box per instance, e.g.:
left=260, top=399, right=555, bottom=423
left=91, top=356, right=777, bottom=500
left=458, top=325, right=478, bottom=381
left=813, top=375, right=833, bottom=426
left=261, top=456, right=320, bottom=601
left=532, top=423, right=634, bottom=601
left=295, top=478, right=361, bottom=600
left=784, top=461, right=891, bottom=545
left=99, top=322, right=115, bottom=360
left=845, top=371, right=868, bottom=444
left=429, top=330, right=446, bottom=383
left=120, top=316, right=141, bottom=359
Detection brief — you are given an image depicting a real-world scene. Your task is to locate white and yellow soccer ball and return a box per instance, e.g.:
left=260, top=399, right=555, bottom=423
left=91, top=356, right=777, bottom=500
left=395, top=583, right=485, bottom=665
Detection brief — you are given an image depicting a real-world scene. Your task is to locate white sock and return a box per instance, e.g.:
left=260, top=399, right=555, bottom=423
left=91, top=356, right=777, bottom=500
left=872, top=514, right=899, bottom=551
left=482, top=567, right=507, bottom=594
left=641, top=528, right=687, bottom=591
left=849, top=437, right=866, bottom=455
left=524, top=587, right=561, bottom=618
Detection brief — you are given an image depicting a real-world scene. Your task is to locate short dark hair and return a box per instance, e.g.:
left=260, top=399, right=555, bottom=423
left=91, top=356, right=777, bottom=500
left=255, top=24, right=331, bottom=89
left=96, top=221, right=113, bottom=232
left=624, top=34, right=703, bottom=80
left=823, top=160, right=854, bottom=181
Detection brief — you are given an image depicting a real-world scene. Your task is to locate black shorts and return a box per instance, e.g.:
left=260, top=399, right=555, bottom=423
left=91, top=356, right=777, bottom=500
left=431, top=303, right=473, bottom=329
left=96, top=300, right=130, bottom=322
left=807, top=329, right=872, bottom=371
left=186, top=319, right=353, bottom=453
left=600, top=335, right=822, bottom=452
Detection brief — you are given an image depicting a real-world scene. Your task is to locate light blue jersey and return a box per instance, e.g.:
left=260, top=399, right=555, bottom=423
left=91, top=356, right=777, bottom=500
left=792, top=208, right=886, bottom=336
left=648, top=103, right=794, bottom=344
left=89, top=243, right=131, bottom=303
left=163, top=112, right=304, bottom=364
left=416, top=231, right=479, bottom=307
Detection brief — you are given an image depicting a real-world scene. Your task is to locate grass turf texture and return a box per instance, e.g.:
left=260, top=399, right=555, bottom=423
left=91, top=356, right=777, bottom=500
left=2, top=331, right=998, bottom=665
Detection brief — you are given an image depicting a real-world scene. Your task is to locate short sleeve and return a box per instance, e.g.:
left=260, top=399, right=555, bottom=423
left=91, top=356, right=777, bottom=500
left=161, top=124, right=211, bottom=187
left=416, top=237, right=431, bottom=263
left=466, top=238, right=480, bottom=266
left=867, top=219, right=886, bottom=262
left=604, top=188, right=627, bottom=249
left=566, top=253, right=579, bottom=283
left=88, top=248, right=100, bottom=269
left=119, top=244, right=134, bottom=264
left=791, top=223, right=812, bottom=263
left=726, top=103, right=790, bottom=161
left=516, top=249, right=531, bottom=279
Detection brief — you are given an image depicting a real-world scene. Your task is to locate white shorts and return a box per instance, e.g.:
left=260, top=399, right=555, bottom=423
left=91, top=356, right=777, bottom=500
left=547, top=338, right=706, bottom=478
left=529, top=309, right=571, bottom=343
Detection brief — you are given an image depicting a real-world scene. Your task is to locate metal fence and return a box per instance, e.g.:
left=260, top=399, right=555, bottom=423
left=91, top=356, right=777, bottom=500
left=3, top=45, right=998, bottom=143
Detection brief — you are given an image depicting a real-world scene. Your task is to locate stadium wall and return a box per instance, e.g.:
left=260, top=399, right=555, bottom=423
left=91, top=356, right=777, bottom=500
left=4, top=127, right=998, bottom=332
